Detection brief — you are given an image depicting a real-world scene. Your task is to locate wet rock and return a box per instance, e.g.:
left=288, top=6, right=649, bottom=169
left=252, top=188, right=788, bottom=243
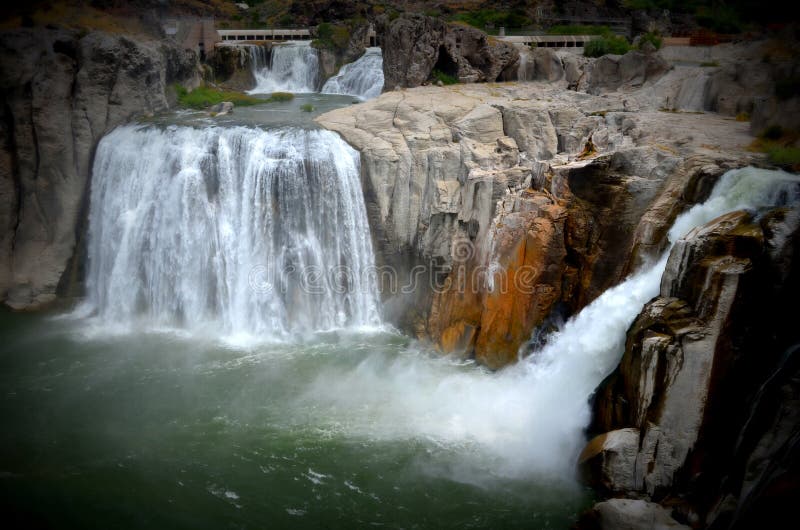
left=579, top=499, right=690, bottom=530
left=210, top=101, right=234, bottom=116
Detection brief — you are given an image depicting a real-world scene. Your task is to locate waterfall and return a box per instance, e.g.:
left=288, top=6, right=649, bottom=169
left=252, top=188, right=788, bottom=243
left=321, top=48, right=384, bottom=100
left=249, top=41, right=319, bottom=94
left=245, top=44, right=269, bottom=72
left=82, top=124, right=381, bottom=339
left=516, top=44, right=535, bottom=81
left=300, top=167, right=799, bottom=480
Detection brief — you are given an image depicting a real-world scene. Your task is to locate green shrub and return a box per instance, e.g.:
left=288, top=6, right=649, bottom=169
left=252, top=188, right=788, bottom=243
left=547, top=24, right=610, bottom=35
left=313, top=22, right=351, bottom=53
left=267, top=92, right=295, bottom=103
left=637, top=31, right=662, bottom=50
left=300, top=103, right=314, bottom=112
left=174, top=85, right=260, bottom=109
left=452, top=9, right=529, bottom=30
left=767, top=145, right=800, bottom=167
left=700, top=61, right=720, bottom=67
left=584, top=35, right=631, bottom=58
left=432, top=69, right=458, bottom=85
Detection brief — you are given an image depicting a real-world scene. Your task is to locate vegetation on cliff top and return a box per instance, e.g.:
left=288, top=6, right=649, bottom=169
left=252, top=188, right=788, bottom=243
left=583, top=34, right=631, bottom=57
left=174, top=85, right=262, bottom=109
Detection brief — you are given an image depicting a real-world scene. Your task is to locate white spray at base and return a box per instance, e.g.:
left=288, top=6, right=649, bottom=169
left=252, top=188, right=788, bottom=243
left=321, top=47, right=384, bottom=100
left=249, top=41, right=319, bottom=94
left=298, top=167, right=800, bottom=482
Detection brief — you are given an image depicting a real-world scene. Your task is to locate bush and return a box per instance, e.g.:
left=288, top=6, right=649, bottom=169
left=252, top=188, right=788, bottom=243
left=267, top=92, right=294, bottom=103
left=637, top=31, right=662, bottom=50
left=300, top=103, right=314, bottom=112
left=174, top=85, right=260, bottom=109
left=313, top=22, right=351, bottom=53
left=432, top=69, right=458, bottom=85
left=700, top=61, right=720, bottom=67
left=767, top=145, right=800, bottom=167
left=584, top=35, right=631, bottom=58
left=452, top=9, right=530, bottom=30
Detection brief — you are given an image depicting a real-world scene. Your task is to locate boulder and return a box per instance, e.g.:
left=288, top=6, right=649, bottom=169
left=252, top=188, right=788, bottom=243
left=587, top=50, right=670, bottom=93
left=579, top=499, right=690, bottom=530
left=210, top=101, right=234, bottom=116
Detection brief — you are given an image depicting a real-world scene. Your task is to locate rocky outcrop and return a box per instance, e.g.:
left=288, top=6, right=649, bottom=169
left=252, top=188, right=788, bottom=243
left=0, top=28, right=200, bottom=309
left=317, top=82, right=756, bottom=368
left=378, top=14, right=518, bottom=90
left=210, top=43, right=268, bottom=91
left=586, top=50, right=671, bottom=94
left=586, top=204, right=800, bottom=528
left=578, top=498, right=690, bottom=530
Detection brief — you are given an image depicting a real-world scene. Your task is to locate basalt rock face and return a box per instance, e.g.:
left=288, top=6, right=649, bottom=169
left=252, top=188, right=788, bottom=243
left=377, top=14, right=519, bottom=90
left=586, top=206, right=800, bottom=528
left=318, top=83, right=755, bottom=368
left=210, top=44, right=268, bottom=91
left=0, top=28, right=200, bottom=309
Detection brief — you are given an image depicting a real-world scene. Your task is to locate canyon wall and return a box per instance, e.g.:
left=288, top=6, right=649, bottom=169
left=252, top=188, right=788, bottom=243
left=582, top=203, right=800, bottom=528
left=317, top=78, right=757, bottom=368
left=0, top=28, right=200, bottom=309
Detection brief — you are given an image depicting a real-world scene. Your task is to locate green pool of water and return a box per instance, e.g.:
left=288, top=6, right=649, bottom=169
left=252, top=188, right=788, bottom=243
left=0, top=310, right=592, bottom=529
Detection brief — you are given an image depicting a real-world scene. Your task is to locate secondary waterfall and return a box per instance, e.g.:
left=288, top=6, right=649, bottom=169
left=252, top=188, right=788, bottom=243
left=249, top=41, right=319, bottom=94
left=83, top=124, right=381, bottom=338
left=321, top=47, right=384, bottom=100
left=298, top=167, right=800, bottom=479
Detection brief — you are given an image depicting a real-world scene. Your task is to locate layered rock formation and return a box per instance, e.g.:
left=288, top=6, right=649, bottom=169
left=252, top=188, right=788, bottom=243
left=317, top=81, right=756, bottom=368
left=0, top=28, right=200, bottom=309
left=583, top=204, right=800, bottom=528
left=377, top=14, right=519, bottom=89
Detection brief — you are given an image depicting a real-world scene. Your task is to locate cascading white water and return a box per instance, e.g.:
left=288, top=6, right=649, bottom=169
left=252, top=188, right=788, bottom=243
left=249, top=41, right=319, bottom=94
left=321, top=47, right=384, bottom=100
left=299, top=167, right=800, bottom=479
left=246, top=44, right=269, bottom=72
left=515, top=44, right=535, bottom=81
left=82, top=124, right=381, bottom=339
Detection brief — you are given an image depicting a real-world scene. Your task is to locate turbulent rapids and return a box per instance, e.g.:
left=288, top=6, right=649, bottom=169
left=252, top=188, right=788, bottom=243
left=82, top=125, right=381, bottom=338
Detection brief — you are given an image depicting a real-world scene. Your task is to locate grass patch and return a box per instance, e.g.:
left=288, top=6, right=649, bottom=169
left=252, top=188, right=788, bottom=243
left=266, top=92, right=295, bottom=103
left=736, top=112, right=750, bottom=122
left=300, top=103, right=314, bottom=112
left=700, top=61, right=720, bottom=67
left=547, top=24, right=610, bottom=35
left=174, top=85, right=261, bottom=109
left=584, top=35, right=631, bottom=57
left=750, top=128, right=800, bottom=170
left=432, top=69, right=459, bottom=85
left=766, top=145, right=800, bottom=167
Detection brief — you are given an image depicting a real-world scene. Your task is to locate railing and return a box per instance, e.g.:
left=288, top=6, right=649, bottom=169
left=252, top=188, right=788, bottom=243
left=499, top=35, right=601, bottom=48
left=217, top=28, right=379, bottom=45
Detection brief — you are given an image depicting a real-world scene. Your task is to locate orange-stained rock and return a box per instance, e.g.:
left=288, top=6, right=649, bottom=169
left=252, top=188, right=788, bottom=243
left=428, top=192, right=569, bottom=369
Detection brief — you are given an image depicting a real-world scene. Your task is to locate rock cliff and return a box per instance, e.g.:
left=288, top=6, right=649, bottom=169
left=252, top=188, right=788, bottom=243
left=584, top=204, right=800, bottom=528
left=377, top=14, right=519, bottom=90
left=317, top=81, right=757, bottom=368
left=0, top=28, right=200, bottom=309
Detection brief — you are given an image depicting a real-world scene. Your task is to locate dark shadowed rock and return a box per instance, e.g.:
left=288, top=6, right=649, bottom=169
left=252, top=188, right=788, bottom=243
left=0, top=28, right=200, bottom=309
left=378, top=14, right=518, bottom=90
